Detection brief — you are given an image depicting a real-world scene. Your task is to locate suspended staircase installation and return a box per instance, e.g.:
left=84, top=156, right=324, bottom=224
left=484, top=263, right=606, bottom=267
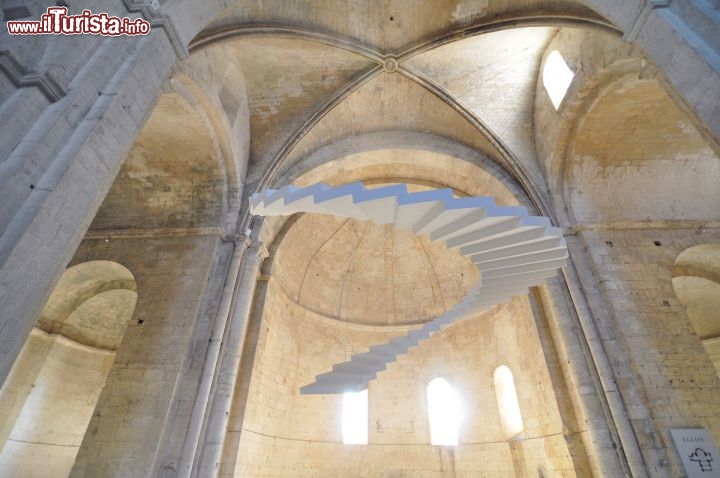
left=250, top=182, right=567, bottom=394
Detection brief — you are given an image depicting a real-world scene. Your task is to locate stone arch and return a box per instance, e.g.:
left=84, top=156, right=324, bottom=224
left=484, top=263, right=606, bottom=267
left=577, top=0, right=720, bottom=143
left=536, top=25, right=720, bottom=228
left=35, top=260, right=137, bottom=349
left=673, top=244, right=720, bottom=376
left=277, top=131, right=525, bottom=199
left=225, top=131, right=597, bottom=476
left=535, top=26, right=720, bottom=228
left=563, top=74, right=720, bottom=226
left=258, top=131, right=531, bottom=249
left=166, top=73, right=242, bottom=232
left=89, top=91, right=228, bottom=231
left=534, top=26, right=649, bottom=224
left=168, top=53, right=251, bottom=232
left=0, top=260, right=138, bottom=477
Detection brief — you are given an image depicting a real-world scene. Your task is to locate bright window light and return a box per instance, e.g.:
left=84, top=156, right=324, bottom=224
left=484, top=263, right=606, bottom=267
left=543, top=50, right=575, bottom=109
left=427, top=377, right=463, bottom=446
left=342, top=389, right=368, bottom=444
left=494, top=365, right=524, bottom=440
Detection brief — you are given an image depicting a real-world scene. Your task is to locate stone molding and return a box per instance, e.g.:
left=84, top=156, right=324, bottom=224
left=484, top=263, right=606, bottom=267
left=0, top=51, right=65, bottom=102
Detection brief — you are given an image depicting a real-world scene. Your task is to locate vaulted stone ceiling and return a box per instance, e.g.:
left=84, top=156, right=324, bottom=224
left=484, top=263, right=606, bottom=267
left=181, top=0, right=620, bottom=325
left=105, top=0, right=717, bottom=328
left=190, top=0, right=617, bottom=194
left=272, top=209, right=480, bottom=326
left=202, top=0, right=604, bottom=53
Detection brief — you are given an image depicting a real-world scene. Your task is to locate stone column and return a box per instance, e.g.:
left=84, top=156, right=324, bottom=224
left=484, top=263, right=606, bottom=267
left=218, top=271, right=270, bottom=477
left=535, top=235, right=647, bottom=477
left=197, top=241, right=268, bottom=477
left=0, top=23, right=182, bottom=386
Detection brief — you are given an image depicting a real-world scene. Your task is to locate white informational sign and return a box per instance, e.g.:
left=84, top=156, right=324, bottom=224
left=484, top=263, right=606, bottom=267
left=670, top=428, right=720, bottom=477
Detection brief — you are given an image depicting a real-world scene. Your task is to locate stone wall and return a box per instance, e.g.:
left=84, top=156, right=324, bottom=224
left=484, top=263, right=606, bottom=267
left=0, top=330, right=114, bottom=478
left=230, top=278, right=586, bottom=477
left=66, top=234, right=224, bottom=478
left=574, top=228, right=720, bottom=476
left=1, top=1, right=719, bottom=476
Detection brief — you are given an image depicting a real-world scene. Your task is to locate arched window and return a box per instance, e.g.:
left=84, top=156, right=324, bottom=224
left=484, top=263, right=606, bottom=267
left=493, top=365, right=524, bottom=440
left=543, top=50, right=575, bottom=109
left=342, top=389, right=368, bottom=444
left=427, top=377, right=463, bottom=445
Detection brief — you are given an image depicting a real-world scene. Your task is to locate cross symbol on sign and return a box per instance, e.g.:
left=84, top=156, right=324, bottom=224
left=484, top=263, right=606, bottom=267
left=689, top=447, right=714, bottom=472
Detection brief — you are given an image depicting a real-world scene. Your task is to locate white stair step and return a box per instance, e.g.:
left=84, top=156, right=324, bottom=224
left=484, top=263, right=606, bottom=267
left=368, top=344, right=400, bottom=360
left=311, top=182, right=370, bottom=219
left=481, top=257, right=567, bottom=279
left=482, top=269, right=559, bottom=287
left=455, top=223, right=557, bottom=253
left=333, top=361, right=385, bottom=375
left=470, top=236, right=565, bottom=262
left=394, top=189, right=454, bottom=230
left=277, top=183, right=332, bottom=214
left=430, top=205, right=529, bottom=241
left=300, top=381, right=366, bottom=395
left=315, top=369, right=376, bottom=384
left=473, top=247, right=568, bottom=269
left=352, top=184, right=407, bottom=225
left=413, top=196, right=496, bottom=235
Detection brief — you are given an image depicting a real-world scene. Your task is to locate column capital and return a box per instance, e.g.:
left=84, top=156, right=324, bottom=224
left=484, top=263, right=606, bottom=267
left=246, top=239, right=269, bottom=260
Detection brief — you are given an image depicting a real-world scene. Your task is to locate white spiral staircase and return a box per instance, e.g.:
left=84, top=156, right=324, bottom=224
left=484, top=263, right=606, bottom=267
left=250, top=182, right=567, bottom=394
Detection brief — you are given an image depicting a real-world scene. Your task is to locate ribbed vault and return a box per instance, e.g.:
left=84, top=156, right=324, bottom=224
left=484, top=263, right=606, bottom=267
left=188, top=9, right=621, bottom=220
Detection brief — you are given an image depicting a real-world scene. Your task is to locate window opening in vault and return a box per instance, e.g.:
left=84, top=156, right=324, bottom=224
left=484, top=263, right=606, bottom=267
left=543, top=50, right=575, bottom=109
left=427, top=377, right=463, bottom=445
left=342, top=389, right=368, bottom=444
left=494, top=365, right=524, bottom=440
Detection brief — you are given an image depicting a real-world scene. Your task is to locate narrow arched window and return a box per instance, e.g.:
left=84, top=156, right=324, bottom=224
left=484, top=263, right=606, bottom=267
left=427, top=377, right=462, bottom=445
left=494, top=365, right=524, bottom=439
left=342, top=389, right=368, bottom=444
left=543, top=50, right=575, bottom=109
